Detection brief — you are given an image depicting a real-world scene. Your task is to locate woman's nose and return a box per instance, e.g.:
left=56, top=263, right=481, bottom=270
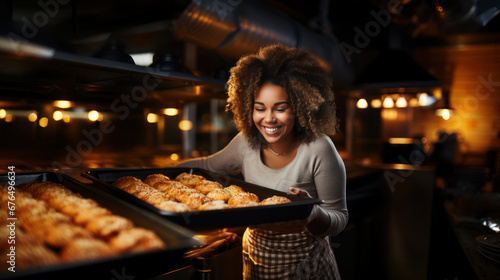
left=265, top=110, right=275, bottom=123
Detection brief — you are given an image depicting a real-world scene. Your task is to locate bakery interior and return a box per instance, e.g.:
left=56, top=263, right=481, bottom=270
left=1, top=0, right=500, bottom=279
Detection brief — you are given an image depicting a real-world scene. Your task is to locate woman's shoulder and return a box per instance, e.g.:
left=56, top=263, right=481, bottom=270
left=226, top=132, right=254, bottom=153
left=302, top=135, right=343, bottom=161
left=305, top=134, right=337, bottom=152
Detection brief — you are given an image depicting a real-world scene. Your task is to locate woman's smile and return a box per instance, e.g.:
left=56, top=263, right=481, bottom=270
left=263, top=126, right=280, bottom=134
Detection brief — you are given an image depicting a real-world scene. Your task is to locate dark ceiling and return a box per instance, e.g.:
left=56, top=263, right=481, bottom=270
left=3, top=0, right=499, bottom=53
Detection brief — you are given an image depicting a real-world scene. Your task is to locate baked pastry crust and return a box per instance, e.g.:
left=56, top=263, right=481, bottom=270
left=44, top=223, right=93, bottom=247
left=198, top=200, right=231, bottom=211
left=144, top=173, right=170, bottom=188
left=155, top=200, right=191, bottom=212
left=228, top=192, right=260, bottom=207
left=260, top=195, right=292, bottom=205
left=123, top=182, right=146, bottom=195
left=142, top=191, right=174, bottom=205
left=175, top=172, right=205, bottom=188
left=58, top=197, right=99, bottom=217
left=85, top=215, right=134, bottom=239
left=206, top=188, right=232, bottom=202
left=112, top=176, right=142, bottom=190
left=167, top=185, right=198, bottom=202
left=195, top=180, right=223, bottom=194
left=60, top=239, right=115, bottom=262
left=182, top=193, right=212, bottom=210
left=110, top=228, right=166, bottom=253
left=225, top=185, right=245, bottom=197
left=17, top=244, right=60, bottom=268
left=134, top=186, right=156, bottom=199
left=73, top=207, right=112, bottom=225
left=153, top=181, right=183, bottom=193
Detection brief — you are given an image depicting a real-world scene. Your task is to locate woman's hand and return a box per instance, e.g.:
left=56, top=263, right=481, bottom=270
left=288, top=187, right=312, bottom=198
left=289, top=187, right=329, bottom=234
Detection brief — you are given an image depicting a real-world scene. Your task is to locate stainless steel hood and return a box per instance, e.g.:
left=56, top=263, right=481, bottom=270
left=0, top=38, right=227, bottom=107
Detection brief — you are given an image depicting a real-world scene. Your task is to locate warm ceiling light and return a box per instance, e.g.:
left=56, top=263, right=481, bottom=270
left=39, top=117, right=48, bottom=127
left=53, top=110, right=64, bottom=121
left=63, top=113, right=71, bottom=123
left=28, top=112, right=38, bottom=122
left=0, top=109, right=6, bottom=118
left=178, top=120, right=193, bottom=131
left=441, top=109, right=451, bottom=120
left=54, top=100, right=72, bottom=109
left=170, top=153, right=180, bottom=161
left=388, top=138, right=414, bottom=144
left=356, top=98, right=368, bottom=109
left=147, top=113, right=159, bottom=123
left=88, top=110, right=100, bottom=121
left=163, top=108, right=179, bottom=116
left=433, top=88, right=442, bottom=100
left=395, top=96, right=408, bottom=108
left=383, top=96, right=394, bottom=108
left=371, top=99, right=382, bottom=108
left=436, top=108, right=454, bottom=120
left=409, top=97, right=419, bottom=107
left=195, top=86, right=202, bottom=95
left=5, top=114, right=13, bottom=123
left=418, top=93, right=431, bottom=106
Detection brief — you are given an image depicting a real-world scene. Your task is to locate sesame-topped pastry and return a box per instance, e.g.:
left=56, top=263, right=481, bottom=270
left=109, top=228, right=166, bottom=253
left=260, top=195, right=292, bottom=205
left=112, top=176, right=142, bottom=190
left=175, top=172, right=205, bottom=188
left=144, top=173, right=170, bottom=188
left=153, top=180, right=184, bottom=193
left=195, top=180, right=223, bottom=194
left=206, top=188, right=232, bottom=202
left=85, top=215, right=134, bottom=239
left=224, top=185, right=245, bottom=197
left=198, top=200, right=232, bottom=211
left=228, top=192, right=260, bottom=207
left=155, top=201, right=191, bottom=212
left=123, top=181, right=146, bottom=195
left=181, top=193, right=212, bottom=210
left=60, top=239, right=115, bottom=262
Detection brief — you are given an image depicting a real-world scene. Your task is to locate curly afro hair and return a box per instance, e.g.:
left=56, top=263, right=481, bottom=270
left=226, top=44, right=339, bottom=149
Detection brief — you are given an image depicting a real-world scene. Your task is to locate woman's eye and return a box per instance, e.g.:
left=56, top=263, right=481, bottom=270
left=275, top=108, right=287, bottom=112
left=254, top=108, right=265, bottom=112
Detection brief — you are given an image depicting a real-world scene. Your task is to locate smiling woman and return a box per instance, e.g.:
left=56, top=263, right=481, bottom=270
left=176, top=44, right=347, bottom=280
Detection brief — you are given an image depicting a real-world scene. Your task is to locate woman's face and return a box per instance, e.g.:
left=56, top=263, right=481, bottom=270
left=253, top=83, right=295, bottom=145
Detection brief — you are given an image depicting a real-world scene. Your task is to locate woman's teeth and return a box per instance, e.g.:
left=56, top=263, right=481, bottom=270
left=265, top=127, right=278, bottom=133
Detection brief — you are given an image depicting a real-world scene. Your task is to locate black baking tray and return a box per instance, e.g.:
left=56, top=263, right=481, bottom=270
left=0, top=171, right=201, bottom=280
left=81, top=167, right=323, bottom=230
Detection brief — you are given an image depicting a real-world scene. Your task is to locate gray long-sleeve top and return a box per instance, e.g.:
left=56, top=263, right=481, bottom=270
left=178, top=132, right=348, bottom=236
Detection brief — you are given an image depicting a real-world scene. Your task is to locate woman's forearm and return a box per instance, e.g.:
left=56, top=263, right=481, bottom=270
left=306, top=205, right=331, bottom=235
